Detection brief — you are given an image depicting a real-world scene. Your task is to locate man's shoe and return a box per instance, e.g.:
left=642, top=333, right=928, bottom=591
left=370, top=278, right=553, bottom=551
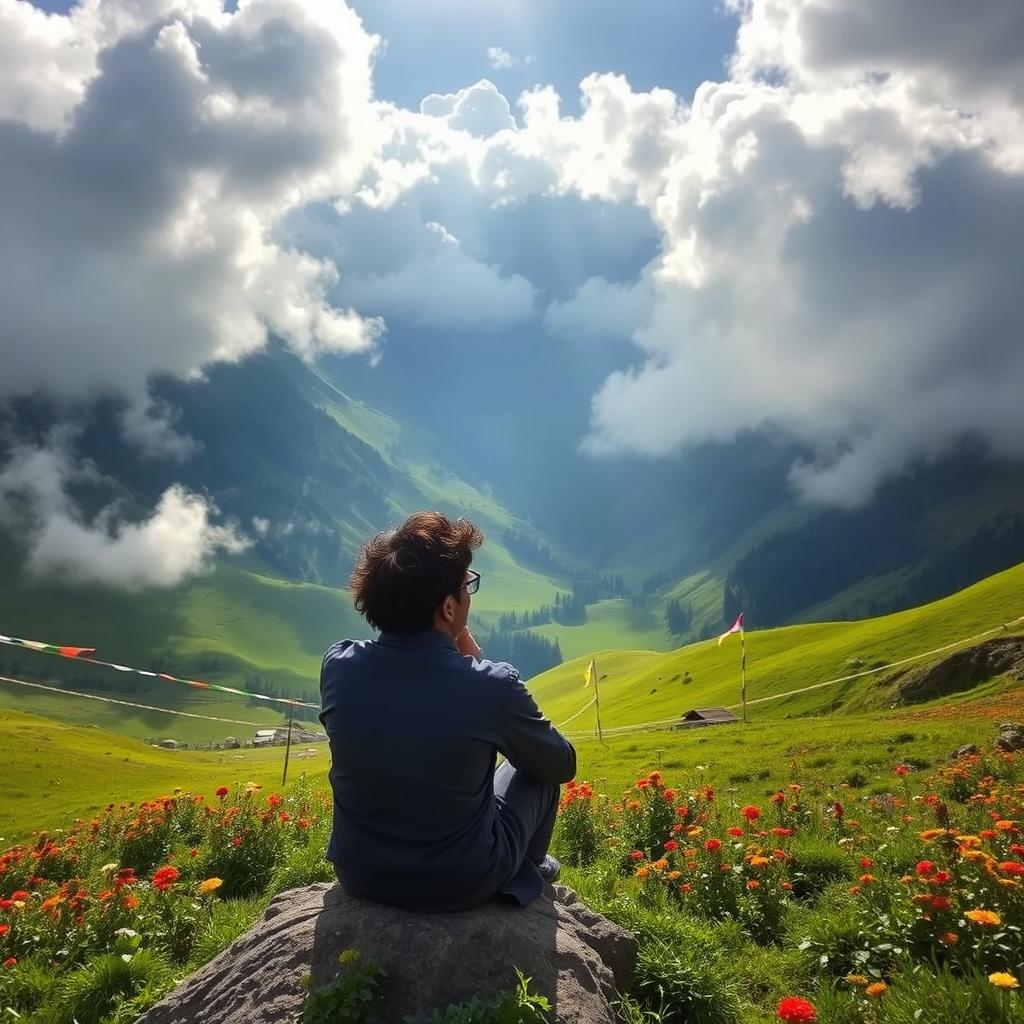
left=536, top=854, right=561, bottom=884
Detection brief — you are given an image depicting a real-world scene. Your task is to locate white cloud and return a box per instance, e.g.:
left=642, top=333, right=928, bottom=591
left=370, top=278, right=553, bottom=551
left=544, top=276, right=654, bottom=342
left=486, top=46, right=531, bottom=71
left=342, top=223, right=536, bottom=330
left=420, top=80, right=517, bottom=137
left=0, top=440, right=249, bottom=589
left=0, top=0, right=384, bottom=425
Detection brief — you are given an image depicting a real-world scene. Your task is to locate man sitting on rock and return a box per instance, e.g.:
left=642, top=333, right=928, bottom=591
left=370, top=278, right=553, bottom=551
left=319, top=511, right=577, bottom=912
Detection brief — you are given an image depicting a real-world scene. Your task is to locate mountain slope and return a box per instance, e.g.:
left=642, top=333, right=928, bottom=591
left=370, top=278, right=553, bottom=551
left=529, top=559, right=1024, bottom=731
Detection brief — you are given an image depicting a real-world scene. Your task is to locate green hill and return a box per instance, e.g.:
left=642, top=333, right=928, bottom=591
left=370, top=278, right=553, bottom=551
left=530, top=559, right=1024, bottom=731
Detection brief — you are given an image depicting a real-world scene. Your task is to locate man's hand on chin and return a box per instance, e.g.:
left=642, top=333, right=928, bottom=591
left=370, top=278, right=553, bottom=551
left=456, top=627, right=482, bottom=659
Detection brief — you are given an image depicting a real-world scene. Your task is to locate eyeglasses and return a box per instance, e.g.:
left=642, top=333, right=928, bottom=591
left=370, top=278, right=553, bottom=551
left=463, top=570, right=481, bottom=595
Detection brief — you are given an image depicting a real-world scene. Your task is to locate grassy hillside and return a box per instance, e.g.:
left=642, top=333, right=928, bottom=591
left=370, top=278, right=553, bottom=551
left=0, top=708, right=329, bottom=843
left=530, top=560, right=1024, bottom=732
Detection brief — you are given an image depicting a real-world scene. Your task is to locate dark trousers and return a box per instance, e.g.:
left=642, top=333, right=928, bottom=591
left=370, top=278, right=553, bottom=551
left=493, top=760, right=559, bottom=906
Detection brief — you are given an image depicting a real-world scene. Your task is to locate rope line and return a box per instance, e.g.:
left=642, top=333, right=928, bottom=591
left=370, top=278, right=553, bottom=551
left=0, top=633, right=318, bottom=709
left=0, top=674, right=282, bottom=728
left=555, top=696, right=597, bottom=728
left=558, top=613, right=1024, bottom=740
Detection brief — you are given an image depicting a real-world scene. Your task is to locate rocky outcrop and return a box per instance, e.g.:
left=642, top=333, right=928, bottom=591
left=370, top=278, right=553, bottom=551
left=139, top=883, right=635, bottom=1024
left=893, top=637, right=1024, bottom=705
left=995, top=722, right=1024, bottom=752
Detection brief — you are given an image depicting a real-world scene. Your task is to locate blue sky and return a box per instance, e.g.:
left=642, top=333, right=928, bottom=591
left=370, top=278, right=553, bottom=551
left=352, top=0, right=737, bottom=115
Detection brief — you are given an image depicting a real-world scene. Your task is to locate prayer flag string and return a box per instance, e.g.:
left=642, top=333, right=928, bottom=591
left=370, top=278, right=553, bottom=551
left=0, top=633, right=319, bottom=709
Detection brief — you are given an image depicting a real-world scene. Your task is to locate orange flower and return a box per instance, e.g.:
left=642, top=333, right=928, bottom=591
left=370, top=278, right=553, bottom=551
left=939, top=931, right=959, bottom=946
left=652, top=858, right=669, bottom=871
left=748, top=856, right=771, bottom=869
left=197, top=877, right=223, bottom=895
left=965, top=909, right=1001, bottom=926
left=919, top=828, right=946, bottom=841
left=865, top=982, right=888, bottom=997
left=746, top=879, right=760, bottom=890
left=634, top=866, right=650, bottom=880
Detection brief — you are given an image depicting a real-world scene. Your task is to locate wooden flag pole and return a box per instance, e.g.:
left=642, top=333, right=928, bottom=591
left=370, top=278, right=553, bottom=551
left=594, top=666, right=603, bottom=743
left=282, top=701, right=296, bottom=787
left=740, top=631, right=747, bottom=724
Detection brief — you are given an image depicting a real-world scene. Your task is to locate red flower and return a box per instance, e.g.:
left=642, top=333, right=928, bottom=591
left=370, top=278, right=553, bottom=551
left=648, top=771, right=662, bottom=786
left=727, top=827, right=745, bottom=837
left=268, top=794, right=283, bottom=807
left=741, top=805, right=761, bottom=821
left=895, top=765, right=910, bottom=777
left=297, top=817, right=310, bottom=829
left=679, top=883, right=692, bottom=893
left=152, top=866, right=180, bottom=892
left=777, top=996, right=816, bottom=1022
left=999, top=861, right=1024, bottom=877
left=770, top=792, right=786, bottom=805
left=10, top=891, right=28, bottom=901
left=931, top=896, right=952, bottom=911
left=664, top=840, right=680, bottom=852
left=932, top=870, right=951, bottom=884
left=662, top=788, right=676, bottom=801
left=705, top=838, right=722, bottom=853
left=0, top=924, right=9, bottom=936
left=3, top=957, right=16, bottom=969
left=636, top=779, right=650, bottom=790
left=916, top=860, right=935, bottom=877
left=771, top=827, right=795, bottom=837
left=630, top=850, right=645, bottom=861
left=216, top=786, right=229, bottom=799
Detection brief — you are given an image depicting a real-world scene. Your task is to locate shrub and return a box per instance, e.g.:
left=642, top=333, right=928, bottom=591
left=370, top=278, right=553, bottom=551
left=300, top=948, right=387, bottom=1024
left=789, top=840, right=852, bottom=900
left=631, top=939, right=741, bottom=1024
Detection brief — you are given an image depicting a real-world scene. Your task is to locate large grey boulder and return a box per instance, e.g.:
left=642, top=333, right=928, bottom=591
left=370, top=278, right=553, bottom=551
left=139, top=882, right=635, bottom=1024
left=995, top=721, right=1024, bottom=752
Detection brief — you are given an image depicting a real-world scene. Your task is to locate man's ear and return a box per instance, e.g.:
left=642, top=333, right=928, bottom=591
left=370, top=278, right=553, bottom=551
left=440, top=595, right=455, bottom=623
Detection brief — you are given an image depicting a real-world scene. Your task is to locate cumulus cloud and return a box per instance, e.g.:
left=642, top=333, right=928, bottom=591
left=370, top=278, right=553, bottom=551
left=0, top=0, right=384, bottom=423
left=0, top=439, right=249, bottom=588
left=420, top=80, right=517, bottom=137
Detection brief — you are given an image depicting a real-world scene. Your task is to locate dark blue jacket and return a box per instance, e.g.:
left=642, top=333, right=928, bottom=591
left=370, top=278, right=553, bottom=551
left=319, top=629, right=576, bottom=911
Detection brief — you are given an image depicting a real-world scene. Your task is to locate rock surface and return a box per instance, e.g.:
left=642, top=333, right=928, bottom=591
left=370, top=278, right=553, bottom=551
left=139, top=882, right=635, bottom=1024
left=995, top=721, right=1024, bottom=752
left=893, top=637, right=1024, bottom=705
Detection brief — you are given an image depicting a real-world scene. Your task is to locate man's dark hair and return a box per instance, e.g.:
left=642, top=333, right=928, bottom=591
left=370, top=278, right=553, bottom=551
left=350, top=511, right=484, bottom=633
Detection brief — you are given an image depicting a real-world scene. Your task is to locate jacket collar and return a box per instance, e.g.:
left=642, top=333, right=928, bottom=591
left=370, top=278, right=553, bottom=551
left=376, top=628, right=458, bottom=651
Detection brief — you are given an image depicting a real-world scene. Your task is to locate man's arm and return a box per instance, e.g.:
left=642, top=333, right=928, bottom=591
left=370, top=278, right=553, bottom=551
left=498, top=673, right=577, bottom=785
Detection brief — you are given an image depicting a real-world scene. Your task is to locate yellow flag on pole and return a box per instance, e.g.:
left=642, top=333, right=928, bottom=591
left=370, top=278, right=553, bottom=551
left=584, top=658, right=596, bottom=687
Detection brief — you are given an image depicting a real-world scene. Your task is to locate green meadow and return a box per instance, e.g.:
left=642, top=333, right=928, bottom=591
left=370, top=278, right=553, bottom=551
left=0, top=709, right=328, bottom=844
left=529, top=560, right=1024, bottom=729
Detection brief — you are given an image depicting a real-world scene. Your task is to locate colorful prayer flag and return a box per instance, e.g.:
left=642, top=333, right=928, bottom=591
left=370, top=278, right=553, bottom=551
left=717, top=612, right=744, bottom=646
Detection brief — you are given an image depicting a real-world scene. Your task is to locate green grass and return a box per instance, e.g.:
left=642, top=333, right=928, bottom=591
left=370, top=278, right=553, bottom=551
left=0, top=708, right=328, bottom=844
left=529, top=560, right=1024, bottom=729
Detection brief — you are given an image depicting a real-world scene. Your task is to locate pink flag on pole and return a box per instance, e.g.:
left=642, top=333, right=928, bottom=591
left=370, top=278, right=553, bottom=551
left=717, top=612, right=744, bottom=646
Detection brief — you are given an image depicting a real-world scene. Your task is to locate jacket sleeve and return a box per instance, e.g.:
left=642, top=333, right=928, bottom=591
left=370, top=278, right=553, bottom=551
left=497, top=671, right=577, bottom=785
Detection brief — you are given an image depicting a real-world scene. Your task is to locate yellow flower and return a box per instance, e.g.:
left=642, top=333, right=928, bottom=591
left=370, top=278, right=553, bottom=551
left=687, top=827, right=703, bottom=837
left=956, top=835, right=981, bottom=848
left=197, top=877, right=223, bottom=895
left=666, top=870, right=682, bottom=881
left=844, top=974, right=868, bottom=986
left=865, top=982, right=888, bottom=998
left=919, top=828, right=946, bottom=841
left=990, top=973, right=1020, bottom=990
left=338, top=949, right=361, bottom=966
left=748, top=856, right=771, bottom=868
left=652, top=858, right=669, bottom=871
left=965, top=909, right=1001, bottom=926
